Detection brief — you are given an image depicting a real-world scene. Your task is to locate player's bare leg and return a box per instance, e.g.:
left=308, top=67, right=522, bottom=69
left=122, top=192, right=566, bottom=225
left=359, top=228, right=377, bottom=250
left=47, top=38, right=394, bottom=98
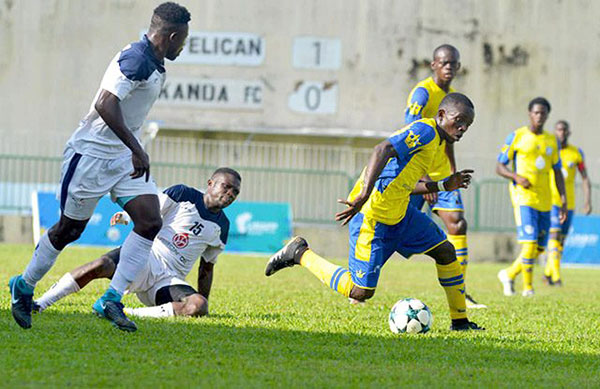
left=426, top=241, right=484, bottom=331
left=35, top=249, right=119, bottom=312
left=436, top=210, right=486, bottom=309
left=9, top=214, right=88, bottom=329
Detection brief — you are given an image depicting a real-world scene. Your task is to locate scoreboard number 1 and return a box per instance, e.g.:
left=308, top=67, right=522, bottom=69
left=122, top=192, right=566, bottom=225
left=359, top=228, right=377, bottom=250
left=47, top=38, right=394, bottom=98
left=293, top=37, right=341, bottom=70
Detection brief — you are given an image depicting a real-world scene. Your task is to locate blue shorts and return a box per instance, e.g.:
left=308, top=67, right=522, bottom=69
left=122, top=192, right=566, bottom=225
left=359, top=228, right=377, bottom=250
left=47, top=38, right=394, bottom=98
left=408, top=189, right=464, bottom=212
left=348, top=205, right=447, bottom=289
left=550, top=205, right=574, bottom=235
left=514, top=205, right=550, bottom=247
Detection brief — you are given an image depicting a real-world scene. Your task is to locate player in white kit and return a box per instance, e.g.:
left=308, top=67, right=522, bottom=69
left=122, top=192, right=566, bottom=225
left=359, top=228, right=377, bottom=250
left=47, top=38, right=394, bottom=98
left=9, top=2, right=191, bottom=331
left=34, top=169, right=241, bottom=319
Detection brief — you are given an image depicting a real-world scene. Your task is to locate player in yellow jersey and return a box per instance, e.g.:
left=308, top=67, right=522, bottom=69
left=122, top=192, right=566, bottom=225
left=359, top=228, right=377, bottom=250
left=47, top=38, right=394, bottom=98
left=266, top=93, right=484, bottom=331
left=406, top=44, right=485, bottom=309
left=496, top=97, right=567, bottom=297
left=543, top=120, right=592, bottom=286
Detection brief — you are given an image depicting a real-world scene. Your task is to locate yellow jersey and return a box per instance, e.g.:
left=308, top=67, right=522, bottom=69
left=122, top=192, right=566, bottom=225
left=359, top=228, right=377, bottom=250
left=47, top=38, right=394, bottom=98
left=497, top=126, right=561, bottom=212
left=550, top=144, right=585, bottom=209
left=404, top=76, right=454, bottom=181
left=349, top=118, right=444, bottom=225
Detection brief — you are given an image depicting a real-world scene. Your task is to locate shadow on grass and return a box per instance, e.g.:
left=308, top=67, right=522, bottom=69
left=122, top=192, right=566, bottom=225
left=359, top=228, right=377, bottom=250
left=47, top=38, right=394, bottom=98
left=0, top=308, right=597, bottom=387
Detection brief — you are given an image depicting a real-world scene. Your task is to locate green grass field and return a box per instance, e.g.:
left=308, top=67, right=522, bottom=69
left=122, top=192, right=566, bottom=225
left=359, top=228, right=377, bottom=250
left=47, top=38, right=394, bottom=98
left=1, top=243, right=599, bottom=387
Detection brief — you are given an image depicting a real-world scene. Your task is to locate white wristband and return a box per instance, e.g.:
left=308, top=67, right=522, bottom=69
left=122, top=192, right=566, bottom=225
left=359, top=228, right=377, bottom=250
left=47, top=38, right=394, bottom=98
left=437, top=180, right=446, bottom=192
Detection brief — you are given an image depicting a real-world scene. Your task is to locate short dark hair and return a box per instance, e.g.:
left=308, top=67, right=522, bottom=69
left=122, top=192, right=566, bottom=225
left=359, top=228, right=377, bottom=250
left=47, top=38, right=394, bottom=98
left=556, top=120, right=569, bottom=129
left=212, top=167, right=241, bottom=181
left=151, top=2, right=191, bottom=34
left=433, top=44, right=460, bottom=60
left=528, top=97, right=551, bottom=112
left=439, top=92, right=474, bottom=111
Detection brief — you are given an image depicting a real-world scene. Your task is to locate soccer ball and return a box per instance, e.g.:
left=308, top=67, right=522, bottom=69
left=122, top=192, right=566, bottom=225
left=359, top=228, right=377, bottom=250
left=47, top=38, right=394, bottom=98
left=389, top=298, right=433, bottom=334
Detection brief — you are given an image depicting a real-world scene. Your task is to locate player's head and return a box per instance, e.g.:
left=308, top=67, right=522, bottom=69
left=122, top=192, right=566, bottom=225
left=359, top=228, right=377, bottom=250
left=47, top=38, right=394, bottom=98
left=436, top=92, right=475, bottom=143
left=431, top=44, right=461, bottom=84
left=205, top=168, right=242, bottom=210
left=528, top=97, right=551, bottom=130
left=149, top=2, right=191, bottom=61
left=555, top=120, right=570, bottom=144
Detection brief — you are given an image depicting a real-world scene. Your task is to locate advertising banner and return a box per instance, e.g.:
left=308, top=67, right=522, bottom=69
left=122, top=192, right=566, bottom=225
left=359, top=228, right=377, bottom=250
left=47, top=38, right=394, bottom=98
left=562, top=215, right=600, bottom=266
left=33, top=192, right=292, bottom=254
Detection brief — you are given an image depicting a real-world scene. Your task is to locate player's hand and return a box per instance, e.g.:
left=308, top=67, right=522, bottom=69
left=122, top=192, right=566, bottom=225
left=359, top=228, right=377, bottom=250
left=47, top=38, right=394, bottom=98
left=131, top=150, right=150, bottom=182
left=559, top=204, right=568, bottom=224
left=110, top=212, right=130, bottom=226
left=423, top=192, right=438, bottom=205
left=444, top=169, right=474, bottom=191
left=583, top=203, right=592, bottom=215
left=515, top=175, right=531, bottom=189
left=335, top=194, right=369, bottom=226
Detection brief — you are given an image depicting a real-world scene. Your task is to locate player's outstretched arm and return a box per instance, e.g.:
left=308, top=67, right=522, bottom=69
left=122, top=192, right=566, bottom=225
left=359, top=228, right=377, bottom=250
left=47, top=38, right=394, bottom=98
left=412, top=169, right=473, bottom=194
left=552, top=165, right=568, bottom=223
left=95, top=89, right=150, bottom=181
left=578, top=159, right=593, bottom=215
left=197, top=258, right=214, bottom=314
left=335, top=140, right=397, bottom=225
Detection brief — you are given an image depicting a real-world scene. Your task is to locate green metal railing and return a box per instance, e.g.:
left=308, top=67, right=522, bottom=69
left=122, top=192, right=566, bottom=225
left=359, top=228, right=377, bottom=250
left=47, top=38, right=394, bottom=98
left=1, top=154, right=597, bottom=231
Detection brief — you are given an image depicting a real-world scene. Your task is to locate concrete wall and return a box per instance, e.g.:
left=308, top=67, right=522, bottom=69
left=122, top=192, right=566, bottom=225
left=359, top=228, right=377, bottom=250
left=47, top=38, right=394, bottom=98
left=1, top=0, right=600, bottom=167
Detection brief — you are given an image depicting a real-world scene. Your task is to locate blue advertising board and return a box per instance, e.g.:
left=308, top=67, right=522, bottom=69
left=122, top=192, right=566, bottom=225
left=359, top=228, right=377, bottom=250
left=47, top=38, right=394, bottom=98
left=562, top=215, right=600, bottom=266
left=33, top=191, right=292, bottom=254
left=33, top=191, right=133, bottom=247
left=223, top=201, right=292, bottom=254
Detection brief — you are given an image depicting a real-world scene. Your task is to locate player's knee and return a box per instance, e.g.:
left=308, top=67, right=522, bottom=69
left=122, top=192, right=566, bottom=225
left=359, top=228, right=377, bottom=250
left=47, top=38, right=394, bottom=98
left=349, top=287, right=375, bottom=302
left=182, top=294, right=208, bottom=317
left=135, top=217, right=163, bottom=240
left=448, top=218, right=467, bottom=235
left=431, top=241, right=456, bottom=265
left=49, top=221, right=86, bottom=247
left=95, top=255, right=117, bottom=278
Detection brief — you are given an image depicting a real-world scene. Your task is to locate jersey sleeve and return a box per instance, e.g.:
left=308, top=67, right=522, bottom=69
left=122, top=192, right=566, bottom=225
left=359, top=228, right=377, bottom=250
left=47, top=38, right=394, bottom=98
left=577, top=148, right=587, bottom=171
left=158, top=191, right=178, bottom=218
left=99, top=46, right=152, bottom=100
left=404, top=87, right=429, bottom=124
left=388, top=121, right=436, bottom=158
left=201, top=245, right=223, bottom=264
left=497, top=132, right=517, bottom=165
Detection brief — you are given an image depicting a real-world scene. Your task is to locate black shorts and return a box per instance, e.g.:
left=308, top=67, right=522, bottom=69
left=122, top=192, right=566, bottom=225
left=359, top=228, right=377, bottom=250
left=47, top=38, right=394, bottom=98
left=155, top=284, right=198, bottom=305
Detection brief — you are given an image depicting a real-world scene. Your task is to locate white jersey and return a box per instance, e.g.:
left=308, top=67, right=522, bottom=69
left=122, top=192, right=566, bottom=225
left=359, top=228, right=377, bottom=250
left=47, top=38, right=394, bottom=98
left=151, top=185, right=230, bottom=281
left=66, top=35, right=166, bottom=159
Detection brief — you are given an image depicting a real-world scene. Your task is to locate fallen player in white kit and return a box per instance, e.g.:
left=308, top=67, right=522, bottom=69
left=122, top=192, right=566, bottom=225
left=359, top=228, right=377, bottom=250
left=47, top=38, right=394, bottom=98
left=35, top=168, right=240, bottom=318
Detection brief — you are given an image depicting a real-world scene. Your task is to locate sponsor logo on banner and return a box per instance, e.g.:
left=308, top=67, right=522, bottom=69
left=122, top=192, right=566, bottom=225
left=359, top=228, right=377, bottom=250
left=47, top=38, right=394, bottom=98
left=235, top=212, right=278, bottom=235
left=172, top=233, right=190, bottom=249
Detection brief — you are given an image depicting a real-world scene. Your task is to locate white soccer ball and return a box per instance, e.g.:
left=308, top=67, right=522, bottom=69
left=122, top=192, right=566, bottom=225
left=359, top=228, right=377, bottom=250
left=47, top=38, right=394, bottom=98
left=389, top=298, right=433, bottom=334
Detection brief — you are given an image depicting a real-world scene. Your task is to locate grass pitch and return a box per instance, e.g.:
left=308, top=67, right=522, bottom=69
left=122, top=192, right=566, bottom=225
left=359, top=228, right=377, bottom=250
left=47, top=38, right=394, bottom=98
left=1, top=243, right=599, bottom=387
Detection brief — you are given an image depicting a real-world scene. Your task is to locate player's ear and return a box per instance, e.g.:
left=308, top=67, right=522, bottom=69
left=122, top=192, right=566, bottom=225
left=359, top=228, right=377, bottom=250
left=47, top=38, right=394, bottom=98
left=456, top=61, right=461, bottom=70
left=207, top=178, right=213, bottom=188
left=430, top=60, right=436, bottom=70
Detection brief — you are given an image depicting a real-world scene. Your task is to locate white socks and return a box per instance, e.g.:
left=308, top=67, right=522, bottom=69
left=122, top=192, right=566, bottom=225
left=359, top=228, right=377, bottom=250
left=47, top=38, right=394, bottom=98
left=109, top=231, right=153, bottom=294
left=23, top=233, right=61, bottom=288
left=124, top=303, right=174, bottom=318
left=35, top=273, right=80, bottom=311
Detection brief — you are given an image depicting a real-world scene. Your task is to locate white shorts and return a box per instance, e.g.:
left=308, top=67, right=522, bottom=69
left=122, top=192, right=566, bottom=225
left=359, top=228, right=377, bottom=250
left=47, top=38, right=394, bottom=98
left=58, top=146, right=157, bottom=220
left=126, top=249, right=190, bottom=307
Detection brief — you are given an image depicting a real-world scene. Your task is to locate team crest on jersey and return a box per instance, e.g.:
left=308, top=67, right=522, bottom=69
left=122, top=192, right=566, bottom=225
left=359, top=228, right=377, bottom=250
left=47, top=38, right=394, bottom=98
left=172, top=233, right=189, bottom=249
left=404, top=130, right=422, bottom=149
left=355, top=270, right=365, bottom=279
left=546, top=146, right=553, bottom=155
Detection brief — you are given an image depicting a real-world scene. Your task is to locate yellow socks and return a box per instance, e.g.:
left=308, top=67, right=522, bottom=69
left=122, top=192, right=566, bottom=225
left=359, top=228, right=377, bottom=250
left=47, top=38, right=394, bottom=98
left=545, top=239, right=562, bottom=282
left=436, top=261, right=467, bottom=320
left=506, top=256, right=522, bottom=279
left=519, top=242, right=538, bottom=291
left=448, top=234, right=468, bottom=278
left=299, top=249, right=354, bottom=297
